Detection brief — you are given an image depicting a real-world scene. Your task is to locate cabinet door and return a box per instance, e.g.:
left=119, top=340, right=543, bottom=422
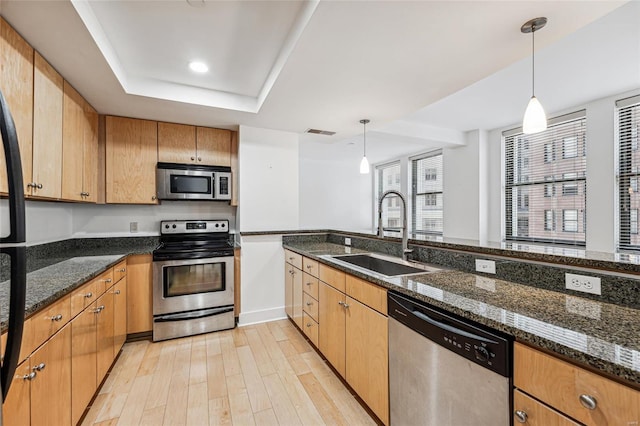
left=2, top=360, right=32, bottom=426
left=292, top=267, right=303, bottom=329
left=105, top=116, right=158, bottom=204
left=126, top=254, right=153, bottom=334
left=32, top=52, right=63, bottom=199
left=30, top=323, right=72, bottom=426
left=61, top=81, right=86, bottom=201
left=0, top=17, right=33, bottom=194
left=82, top=101, right=98, bottom=202
left=318, top=282, right=346, bottom=378
left=158, top=122, right=196, bottom=163
left=196, top=127, right=231, bottom=166
left=96, top=291, right=115, bottom=380
left=113, top=277, right=127, bottom=355
left=71, top=302, right=97, bottom=426
left=514, top=390, right=579, bottom=426
left=284, top=263, right=293, bottom=319
left=346, top=297, right=389, bottom=425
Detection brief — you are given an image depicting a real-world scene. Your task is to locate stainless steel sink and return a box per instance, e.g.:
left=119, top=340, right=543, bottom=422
left=330, top=253, right=440, bottom=277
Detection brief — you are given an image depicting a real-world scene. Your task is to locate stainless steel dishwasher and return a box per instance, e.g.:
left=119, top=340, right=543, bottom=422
left=388, top=291, right=512, bottom=426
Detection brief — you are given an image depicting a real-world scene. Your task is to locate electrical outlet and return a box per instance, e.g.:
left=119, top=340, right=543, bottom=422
left=565, top=273, right=601, bottom=295
left=130, top=222, right=138, bottom=233
left=345, top=237, right=351, bottom=246
left=475, top=259, right=496, bottom=274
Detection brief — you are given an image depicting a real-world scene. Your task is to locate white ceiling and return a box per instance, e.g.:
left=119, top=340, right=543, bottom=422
left=0, top=0, right=635, bottom=158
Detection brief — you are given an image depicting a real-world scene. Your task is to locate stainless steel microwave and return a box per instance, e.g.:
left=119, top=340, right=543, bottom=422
left=156, top=162, right=232, bottom=201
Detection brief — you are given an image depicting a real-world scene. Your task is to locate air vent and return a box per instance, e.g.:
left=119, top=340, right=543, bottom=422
left=305, top=128, right=336, bottom=136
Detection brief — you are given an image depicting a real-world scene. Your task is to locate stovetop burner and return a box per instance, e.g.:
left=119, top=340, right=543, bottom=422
left=153, top=219, right=234, bottom=261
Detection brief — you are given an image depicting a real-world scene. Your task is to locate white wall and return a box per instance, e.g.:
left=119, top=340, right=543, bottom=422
left=237, top=125, right=299, bottom=325
left=71, top=201, right=236, bottom=237
left=0, top=199, right=73, bottom=244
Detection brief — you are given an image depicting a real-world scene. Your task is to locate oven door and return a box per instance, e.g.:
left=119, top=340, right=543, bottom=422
left=153, top=256, right=234, bottom=315
left=157, top=168, right=214, bottom=200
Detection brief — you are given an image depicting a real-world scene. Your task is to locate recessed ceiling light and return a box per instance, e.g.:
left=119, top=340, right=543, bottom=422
left=189, top=61, right=209, bottom=73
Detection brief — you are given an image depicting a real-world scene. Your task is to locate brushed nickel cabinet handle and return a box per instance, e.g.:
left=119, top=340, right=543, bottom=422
left=114, top=290, right=121, bottom=295
left=338, top=301, right=344, bottom=306
left=104, top=278, right=112, bottom=283
left=306, top=323, right=312, bottom=328
left=579, top=394, right=597, bottom=410
left=27, top=182, right=36, bottom=188
left=85, top=292, right=93, bottom=298
left=36, top=183, right=43, bottom=189
left=306, top=265, right=312, bottom=269
left=51, top=314, right=63, bottom=322
left=306, top=302, right=313, bottom=306
left=32, top=363, right=46, bottom=372
left=191, top=156, right=195, bottom=161
left=152, top=195, right=157, bottom=201
left=514, top=410, right=528, bottom=423
left=118, top=268, right=126, bottom=273
left=343, top=303, right=350, bottom=308
left=198, top=157, right=202, bottom=161
left=23, top=372, right=36, bottom=381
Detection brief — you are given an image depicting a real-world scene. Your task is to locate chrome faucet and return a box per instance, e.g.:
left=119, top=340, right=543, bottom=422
left=378, top=190, right=413, bottom=260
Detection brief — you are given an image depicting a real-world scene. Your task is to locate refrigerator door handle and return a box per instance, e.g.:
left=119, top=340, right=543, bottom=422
left=0, top=89, right=27, bottom=400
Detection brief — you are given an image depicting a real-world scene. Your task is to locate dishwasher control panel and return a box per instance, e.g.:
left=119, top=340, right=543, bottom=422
left=388, top=291, right=512, bottom=377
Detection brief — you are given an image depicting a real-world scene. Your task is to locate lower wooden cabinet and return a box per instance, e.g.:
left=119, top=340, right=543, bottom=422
left=96, top=290, right=115, bottom=380
left=284, top=262, right=294, bottom=318
left=514, top=390, right=579, bottom=426
left=3, top=360, right=33, bottom=425
left=113, top=277, right=127, bottom=354
left=126, top=254, right=153, bottom=334
left=71, top=301, right=98, bottom=425
left=318, top=281, right=346, bottom=377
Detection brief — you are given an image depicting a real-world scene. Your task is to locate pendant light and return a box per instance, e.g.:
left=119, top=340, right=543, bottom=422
left=521, top=17, right=547, bottom=134
left=359, top=119, right=370, bottom=174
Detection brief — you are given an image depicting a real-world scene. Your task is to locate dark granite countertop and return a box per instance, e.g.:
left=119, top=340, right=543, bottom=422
left=283, top=241, right=640, bottom=389
left=0, top=237, right=159, bottom=333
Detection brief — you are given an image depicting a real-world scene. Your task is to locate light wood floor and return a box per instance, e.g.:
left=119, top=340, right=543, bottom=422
left=81, top=319, right=377, bottom=426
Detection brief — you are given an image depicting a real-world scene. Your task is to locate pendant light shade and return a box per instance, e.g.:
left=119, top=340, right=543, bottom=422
left=359, top=119, right=370, bottom=174
left=521, top=17, right=547, bottom=135
left=523, top=96, right=547, bottom=134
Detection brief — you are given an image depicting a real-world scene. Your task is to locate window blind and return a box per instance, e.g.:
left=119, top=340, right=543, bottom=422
left=411, top=152, right=443, bottom=235
left=504, top=111, right=587, bottom=246
left=376, top=162, right=402, bottom=230
left=617, top=95, right=640, bottom=250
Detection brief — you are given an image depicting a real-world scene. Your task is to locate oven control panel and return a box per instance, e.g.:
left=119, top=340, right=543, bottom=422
left=161, top=220, right=229, bottom=234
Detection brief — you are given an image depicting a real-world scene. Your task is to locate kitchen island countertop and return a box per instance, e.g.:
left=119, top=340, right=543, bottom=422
left=284, top=241, right=640, bottom=388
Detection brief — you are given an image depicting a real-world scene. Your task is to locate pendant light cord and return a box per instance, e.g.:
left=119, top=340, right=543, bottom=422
left=363, top=121, right=367, bottom=157
left=532, top=23, right=535, bottom=96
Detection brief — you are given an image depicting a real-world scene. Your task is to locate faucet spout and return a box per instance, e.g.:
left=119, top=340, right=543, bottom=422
left=378, top=190, right=412, bottom=260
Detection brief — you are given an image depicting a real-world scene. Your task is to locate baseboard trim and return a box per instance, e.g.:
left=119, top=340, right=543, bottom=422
left=238, top=306, right=286, bottom=326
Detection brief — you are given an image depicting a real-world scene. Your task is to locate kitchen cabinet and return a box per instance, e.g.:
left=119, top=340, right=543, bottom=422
left=157, top=121, right=231, bottom=167
left=113, top=277, right=127, bottom=354
left=318, top=281, right=346, bottom=377
left=96, top=289, right=115, bottom=380
left=284, top=250, right=304, bottom=329
left=514, top=390, right=579, bottom=426
left=31, top=52, right=63, bottom=199
left=2, top=360, right=32, bottom=425
left=230, top=130, right=239, bottom=206
left=62, top=81, right=98, bottom=202
left=70, top=300, right=98, bottom=425
left=0, top=17, right=33, bottom=195
left=105, top=116, right=158, bottom=204
left=126, top=254, right=153, bottom=334
left=284, top=262, right=294, bottom=319
left=514, top=342, right=640, bottom=425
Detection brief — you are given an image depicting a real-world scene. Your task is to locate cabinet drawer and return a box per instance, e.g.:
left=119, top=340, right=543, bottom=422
left=302, top=273, right=319, bottom=300
left=319, top=264, right=346, bottom=293
left=303, top=292, right=319, bottom=321
left=113, top=259, right=127, bottom=283
left=29, top=295, right=71, bottom=354
left=70, top=279, right=98, bottom=318
left=514, top=390, right=579, bottom=426
left=284, top=249, right=302, bottom=269
left=346, top=275, right=387, bottom=315
left=302, top=257, right=319, bottom=278
left=302, top=313, right=318, bottom=348
left=94, top=268, right=114, bottom=295
left=514, top=343, right=640, bottom=425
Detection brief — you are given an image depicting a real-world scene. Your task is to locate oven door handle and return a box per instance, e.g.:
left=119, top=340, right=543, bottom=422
left=154, top=306, right=234, bottom=322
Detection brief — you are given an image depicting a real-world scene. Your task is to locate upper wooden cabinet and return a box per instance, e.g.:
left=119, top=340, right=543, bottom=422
left=0, top=17, right=34, bottom=194
left=105, top=116, right=158, bottom=204
left=62, top=81, right=98, bottom=202
left=157, top=121, right=231, bottom=167
left=31, top=52, right=63, bottom=199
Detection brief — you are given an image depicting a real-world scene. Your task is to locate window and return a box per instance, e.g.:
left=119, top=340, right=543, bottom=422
left=617, top=95, right=640, bottom=249
left=544, top=210, right=555, bottom=231
left=544, top=143, right=555, bottom=163
left=562, top=172, right=579, bottom=196
left=411, top=152, right=443, bottom=235
left=563, top=210, right=579, bottom=232
left=563, top=136, right=578, bottom=159
left=376, top=162, right=401, bottom=232
left=504, top=110, right=586, bottom=245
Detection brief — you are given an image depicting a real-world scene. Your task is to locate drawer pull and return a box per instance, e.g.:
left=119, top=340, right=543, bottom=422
left=114, top=290, right=121, bottom=295
left=338, top=301, right=344, bottom=306
left=33, top=363, right=46, bottom=372
left=85, top=292, right=93, bottom=298
left=514, top=410, right=528, bottom=423
left=118, top=268, right=126, bottom=273
left=579, top=394, right=597, bottom=410
left=104, top=278, right=112, bottom=283
left=23, top=372, right=36, bottom=381
left=306, top=265, right=312, bottom=269
left=306, top=282, right=312, bottom=286
left=51, top=314, right=63, bottom=322
left=306, top=323, right=312, bottom=328
left=343, top=302, right=350, bottom=308
left=288, top=257, right=294, bottom=261
left=306, top=302, right=313, bottom=306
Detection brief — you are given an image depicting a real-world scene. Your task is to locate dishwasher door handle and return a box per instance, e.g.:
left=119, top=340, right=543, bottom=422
left=411, top=309, right=499, bottom=344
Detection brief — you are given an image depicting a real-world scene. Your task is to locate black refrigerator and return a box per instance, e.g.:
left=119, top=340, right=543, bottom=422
left=0, top=89, right=27, bottom=421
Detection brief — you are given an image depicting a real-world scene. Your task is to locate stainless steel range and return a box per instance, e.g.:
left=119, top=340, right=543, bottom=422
left=152, top=219, right=235, bottom=341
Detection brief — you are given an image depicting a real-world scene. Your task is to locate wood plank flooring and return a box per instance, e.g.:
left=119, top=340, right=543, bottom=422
left=81, top=320, right=376, bottom=426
